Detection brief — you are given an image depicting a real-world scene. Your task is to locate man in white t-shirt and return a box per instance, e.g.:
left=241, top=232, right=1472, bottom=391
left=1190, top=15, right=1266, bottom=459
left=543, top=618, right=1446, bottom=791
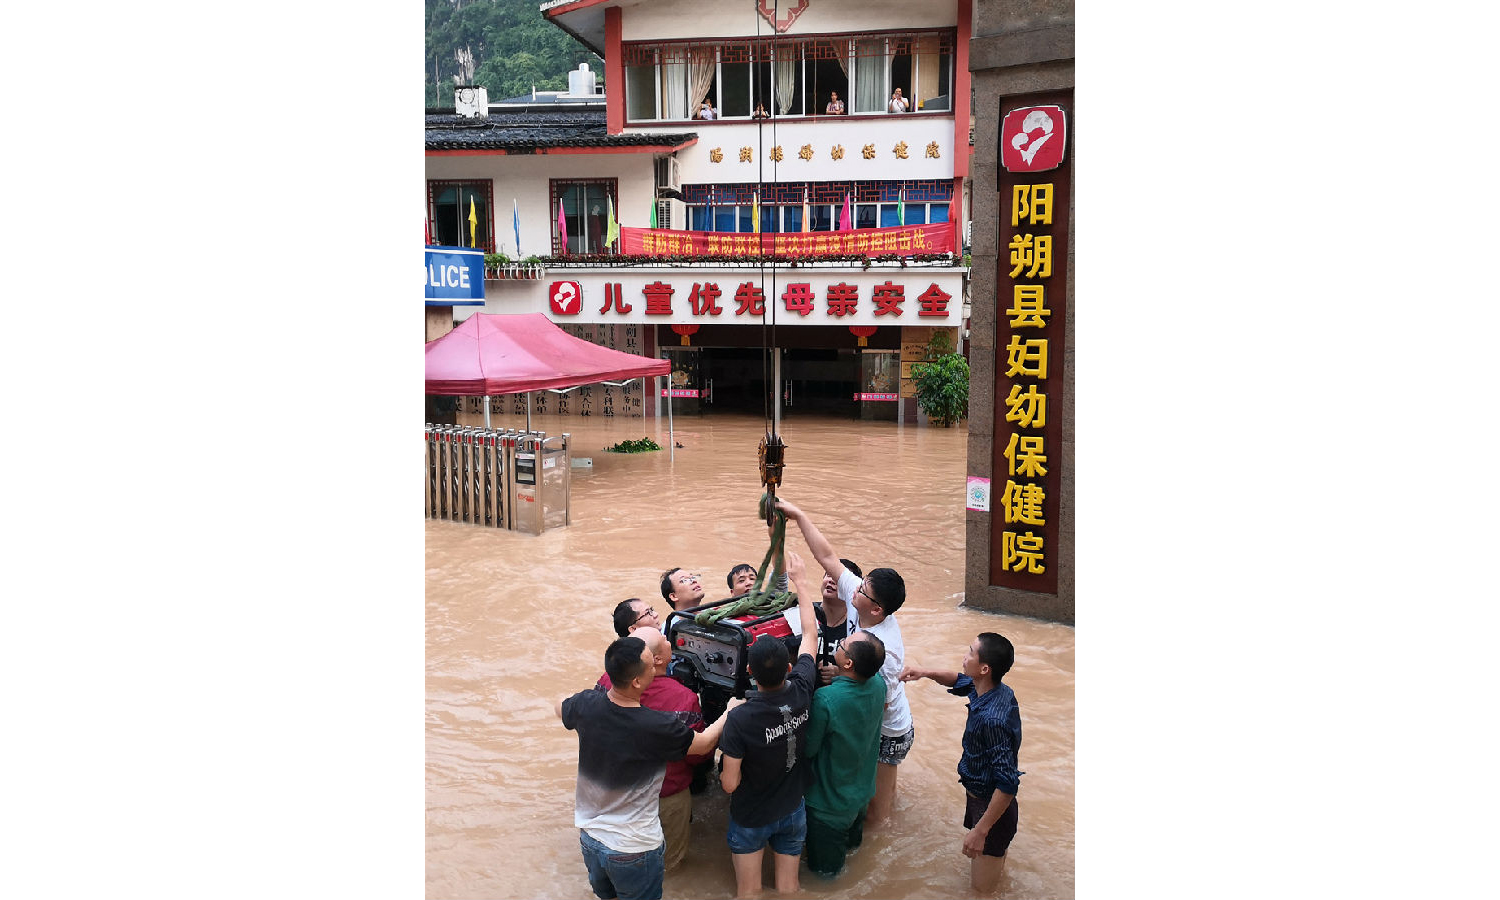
left=775, top=498, right=913, bottom=827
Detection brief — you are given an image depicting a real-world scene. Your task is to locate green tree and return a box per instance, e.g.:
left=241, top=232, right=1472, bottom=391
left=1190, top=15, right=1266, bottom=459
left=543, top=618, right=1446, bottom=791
left=426, top=0, right=602, bottom=106
left=911, top=352, right=969, bottom=427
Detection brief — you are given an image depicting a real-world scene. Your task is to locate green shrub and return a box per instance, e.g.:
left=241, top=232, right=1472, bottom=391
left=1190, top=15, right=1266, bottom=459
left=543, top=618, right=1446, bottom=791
left=605, top=437, right=662, bottom=453
left=911, top=353, right=969, bottom=427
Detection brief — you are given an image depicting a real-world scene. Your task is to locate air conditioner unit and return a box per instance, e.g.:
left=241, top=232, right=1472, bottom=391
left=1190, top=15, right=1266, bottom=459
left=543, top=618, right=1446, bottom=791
left=655, top=198, right=687, bottom=230
left=656, top=156, right=681, bottom=191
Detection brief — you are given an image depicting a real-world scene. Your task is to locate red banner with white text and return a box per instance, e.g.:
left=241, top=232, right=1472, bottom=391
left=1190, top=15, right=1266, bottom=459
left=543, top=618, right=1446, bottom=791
left=620, top=222, right=957, bottom=258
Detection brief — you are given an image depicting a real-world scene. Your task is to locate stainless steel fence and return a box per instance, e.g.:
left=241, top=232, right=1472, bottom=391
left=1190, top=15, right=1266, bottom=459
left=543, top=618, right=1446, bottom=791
left=425, top=425, right=571, bottom=532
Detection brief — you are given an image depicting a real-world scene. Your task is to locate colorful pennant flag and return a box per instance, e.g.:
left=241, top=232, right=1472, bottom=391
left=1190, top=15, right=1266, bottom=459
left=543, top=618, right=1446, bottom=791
left=802, top=187, right=810, bottom=233
left=512, top=198, right=521, bottom=256
left=897, top=188, right=905, bottom=226
left=557, top=198, right=568, bottom=255
left=649, top=197, right=658, bottom=229
left=468, top=197, right=478, bottom=248
left=606, top=195, right=619, bottom=249
left=752, top=190, right=760, bottom=234
left=838, top=193, right=852, bottom=232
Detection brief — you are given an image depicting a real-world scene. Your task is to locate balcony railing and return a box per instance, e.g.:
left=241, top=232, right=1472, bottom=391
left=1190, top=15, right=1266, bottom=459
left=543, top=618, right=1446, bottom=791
left=484, top=262, right=547, bottom=281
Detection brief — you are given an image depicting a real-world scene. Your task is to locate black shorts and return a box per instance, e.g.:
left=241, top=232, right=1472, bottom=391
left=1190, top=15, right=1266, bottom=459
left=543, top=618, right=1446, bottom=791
left=963, top=792, right=1018, bottom=858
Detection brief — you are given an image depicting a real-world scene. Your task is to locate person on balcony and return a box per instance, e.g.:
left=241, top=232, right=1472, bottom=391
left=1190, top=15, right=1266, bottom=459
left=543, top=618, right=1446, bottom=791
left=825, top=91, right=845, bottom=115
left=752, top=102, right=770, bottom=119
left=887, top=88, right=909, bottom=113
left=697, top=99, right=717, bottom=120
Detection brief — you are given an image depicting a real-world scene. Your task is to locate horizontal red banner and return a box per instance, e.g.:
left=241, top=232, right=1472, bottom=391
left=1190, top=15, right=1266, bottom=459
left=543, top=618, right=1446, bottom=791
left=621, top=222, right=957, bottom=258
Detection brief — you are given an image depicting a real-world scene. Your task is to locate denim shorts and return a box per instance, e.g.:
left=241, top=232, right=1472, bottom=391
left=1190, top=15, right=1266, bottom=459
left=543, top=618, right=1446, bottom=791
left=579, top=829, right=665, bottom=900
left=878, top=726, right=915, bottom=765
left=726, top=799, right=807, bottom=855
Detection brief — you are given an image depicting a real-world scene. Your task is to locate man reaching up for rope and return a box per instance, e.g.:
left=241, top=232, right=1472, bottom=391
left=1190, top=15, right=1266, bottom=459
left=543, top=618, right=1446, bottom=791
left=717, top=549, right=821, bottom=897
left=775, top=499, right=914, bottom=827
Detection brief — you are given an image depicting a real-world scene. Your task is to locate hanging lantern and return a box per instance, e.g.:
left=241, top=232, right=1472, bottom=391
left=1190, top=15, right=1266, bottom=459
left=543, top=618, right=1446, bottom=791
left=849, top=325, right=877, bottom=347
left=671, top=323, right=701, bottom=346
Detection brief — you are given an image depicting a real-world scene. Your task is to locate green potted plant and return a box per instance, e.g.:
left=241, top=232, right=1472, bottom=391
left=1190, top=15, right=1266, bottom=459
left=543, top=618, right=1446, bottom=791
left=910, top=331, right=968, bottom=427
left=483, top=252, right=510, bottom=279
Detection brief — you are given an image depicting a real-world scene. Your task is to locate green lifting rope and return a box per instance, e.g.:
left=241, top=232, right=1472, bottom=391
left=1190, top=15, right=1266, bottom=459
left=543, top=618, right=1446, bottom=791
left=694, top=493, right=797, bottom=626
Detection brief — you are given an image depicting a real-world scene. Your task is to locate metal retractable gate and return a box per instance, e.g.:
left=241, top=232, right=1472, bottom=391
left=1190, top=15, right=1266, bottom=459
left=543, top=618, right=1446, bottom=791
left=425, top=425, right=569, bottom=532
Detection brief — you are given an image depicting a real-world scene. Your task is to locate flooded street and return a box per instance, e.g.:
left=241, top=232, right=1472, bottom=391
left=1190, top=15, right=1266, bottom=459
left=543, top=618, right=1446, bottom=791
left=427, top=411, right=1074, bottom=899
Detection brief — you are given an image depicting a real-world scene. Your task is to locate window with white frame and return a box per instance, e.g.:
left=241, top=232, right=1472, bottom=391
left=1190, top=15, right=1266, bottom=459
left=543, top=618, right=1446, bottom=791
left=622, top=30, right=954, bottom=122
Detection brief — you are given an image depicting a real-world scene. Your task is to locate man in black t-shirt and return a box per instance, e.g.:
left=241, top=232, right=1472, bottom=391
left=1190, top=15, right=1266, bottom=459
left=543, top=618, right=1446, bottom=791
left=560, top=635, right=740, bottom=900
left=718, top=551, right=820, bottom=897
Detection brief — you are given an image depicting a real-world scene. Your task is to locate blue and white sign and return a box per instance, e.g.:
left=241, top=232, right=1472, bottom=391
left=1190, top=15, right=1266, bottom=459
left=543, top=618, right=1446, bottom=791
left=425, top=245, right=486, bottom=305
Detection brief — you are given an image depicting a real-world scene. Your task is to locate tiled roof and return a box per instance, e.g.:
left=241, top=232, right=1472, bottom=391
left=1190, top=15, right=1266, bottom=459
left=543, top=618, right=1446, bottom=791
left=426, top=110, right=696, bottom=151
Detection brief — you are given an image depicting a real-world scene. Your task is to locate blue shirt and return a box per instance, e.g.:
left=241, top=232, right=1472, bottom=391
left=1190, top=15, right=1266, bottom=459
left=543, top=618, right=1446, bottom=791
left=948, top=674, right=1024, bottom=797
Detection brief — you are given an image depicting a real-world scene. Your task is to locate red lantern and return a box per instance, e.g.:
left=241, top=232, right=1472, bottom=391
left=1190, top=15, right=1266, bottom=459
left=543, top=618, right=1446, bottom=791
left=671, top=323, right=701, bottom=346
left=849, top=325, right=877, bottom=347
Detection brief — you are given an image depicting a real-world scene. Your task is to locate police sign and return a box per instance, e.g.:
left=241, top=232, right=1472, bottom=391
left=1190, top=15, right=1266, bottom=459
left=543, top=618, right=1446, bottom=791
left=425, top=245, right=486, bottom=305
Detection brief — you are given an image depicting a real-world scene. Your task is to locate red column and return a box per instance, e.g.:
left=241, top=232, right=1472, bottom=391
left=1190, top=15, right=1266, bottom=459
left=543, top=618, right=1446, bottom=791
left=606, top=7, right=624, bottom=135
left=953, top=0, right=972, bottom=178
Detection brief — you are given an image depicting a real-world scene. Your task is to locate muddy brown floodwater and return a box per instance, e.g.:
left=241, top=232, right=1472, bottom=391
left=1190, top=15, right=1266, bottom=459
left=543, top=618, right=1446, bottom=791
left=427, top=410, right=1074, bottom=899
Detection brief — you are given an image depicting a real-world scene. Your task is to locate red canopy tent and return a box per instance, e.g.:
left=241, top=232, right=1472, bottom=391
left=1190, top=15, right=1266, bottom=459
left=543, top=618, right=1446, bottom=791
left=426, top=312, right=673, bottom=438
left=426, top=313, right=669, bottom=394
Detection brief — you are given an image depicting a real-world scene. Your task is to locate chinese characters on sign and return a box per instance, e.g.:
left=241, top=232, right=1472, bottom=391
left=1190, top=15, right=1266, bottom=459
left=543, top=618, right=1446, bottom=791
left=557, top=278, right=955, bottom=321
left=556, top=323, right=647, bottom=418
left=621, top=222, right=957, bottom=258
left=992, top=100, right=1069, bottom=595
left=998, top=180, right=1054, bottom=579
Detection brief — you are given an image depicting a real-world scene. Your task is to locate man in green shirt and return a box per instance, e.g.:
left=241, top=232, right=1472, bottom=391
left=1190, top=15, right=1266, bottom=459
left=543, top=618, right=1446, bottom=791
left=802, top=630, right=887, bottom=878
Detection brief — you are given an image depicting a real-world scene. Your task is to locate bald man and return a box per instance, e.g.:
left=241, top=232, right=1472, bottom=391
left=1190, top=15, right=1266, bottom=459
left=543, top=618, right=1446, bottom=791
left=595, top=627, right=710, bottom=872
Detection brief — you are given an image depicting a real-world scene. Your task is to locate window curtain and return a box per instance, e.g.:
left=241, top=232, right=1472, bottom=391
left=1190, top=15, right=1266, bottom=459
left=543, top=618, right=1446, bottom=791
left=775, top=48, right=796, bottom=114
left=854, top=39, right=884, bottom=112
left=688, top=48, right=714, bottom=115
left=662, top=59, right=688, bottom=120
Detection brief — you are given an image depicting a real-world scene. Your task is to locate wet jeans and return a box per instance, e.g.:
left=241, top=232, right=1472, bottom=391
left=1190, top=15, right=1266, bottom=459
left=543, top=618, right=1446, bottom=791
left=579, top=829, right=665, bottom=900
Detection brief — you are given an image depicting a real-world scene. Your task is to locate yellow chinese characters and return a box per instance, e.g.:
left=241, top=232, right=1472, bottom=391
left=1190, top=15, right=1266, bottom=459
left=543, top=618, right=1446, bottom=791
left=1001, top=531, right=1046, bottom=574
left=799, top=144, right=814, bottom=160
left=925, top=141, right=941, bottom=159
left=831, top=144, right=845, bottom=160
left=709, top=147, right=724, bottom=163
left=893, top=141, right=909, bottom=159
left=999, top=480, right=1046, bottom=526
left=862, top=143, right=876, bottom=159
left=1012, top=184, right=1053, bottom=226
left=739, top=146, right=753, bottom=162
left=770, top=145, right=785, bottom=162
left=1004, top=335, right=1048, bottom=379
left=1003, top=433, right=1047, bottom=478
left=1006, top=285, right=1051, bottom=328
left=1003, top=384, right=1046, bottom=428
left=1007, top=234, right=1052, bottom=278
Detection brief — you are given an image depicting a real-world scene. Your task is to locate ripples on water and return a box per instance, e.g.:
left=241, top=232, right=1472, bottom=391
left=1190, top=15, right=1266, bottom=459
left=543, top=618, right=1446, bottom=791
left=427, top=411, right=1074, bottom=898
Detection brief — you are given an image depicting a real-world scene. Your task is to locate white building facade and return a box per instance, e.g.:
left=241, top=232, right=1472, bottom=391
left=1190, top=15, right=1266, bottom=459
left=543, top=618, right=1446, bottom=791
left=426, top=0, right=973, bottom=421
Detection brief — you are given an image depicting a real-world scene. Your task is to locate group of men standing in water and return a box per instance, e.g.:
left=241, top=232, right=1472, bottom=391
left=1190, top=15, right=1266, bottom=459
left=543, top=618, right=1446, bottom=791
left=558, top=499, right=1024, bottom=899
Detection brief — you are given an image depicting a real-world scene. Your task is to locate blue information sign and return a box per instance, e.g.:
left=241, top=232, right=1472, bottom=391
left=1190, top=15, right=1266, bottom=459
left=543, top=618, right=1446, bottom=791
left=425, top=245, right=486, bottom=305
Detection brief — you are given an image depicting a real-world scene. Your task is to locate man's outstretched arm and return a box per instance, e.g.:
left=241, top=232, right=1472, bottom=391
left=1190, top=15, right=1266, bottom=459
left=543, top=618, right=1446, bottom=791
left=775, top=498, right=844, bottom=582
